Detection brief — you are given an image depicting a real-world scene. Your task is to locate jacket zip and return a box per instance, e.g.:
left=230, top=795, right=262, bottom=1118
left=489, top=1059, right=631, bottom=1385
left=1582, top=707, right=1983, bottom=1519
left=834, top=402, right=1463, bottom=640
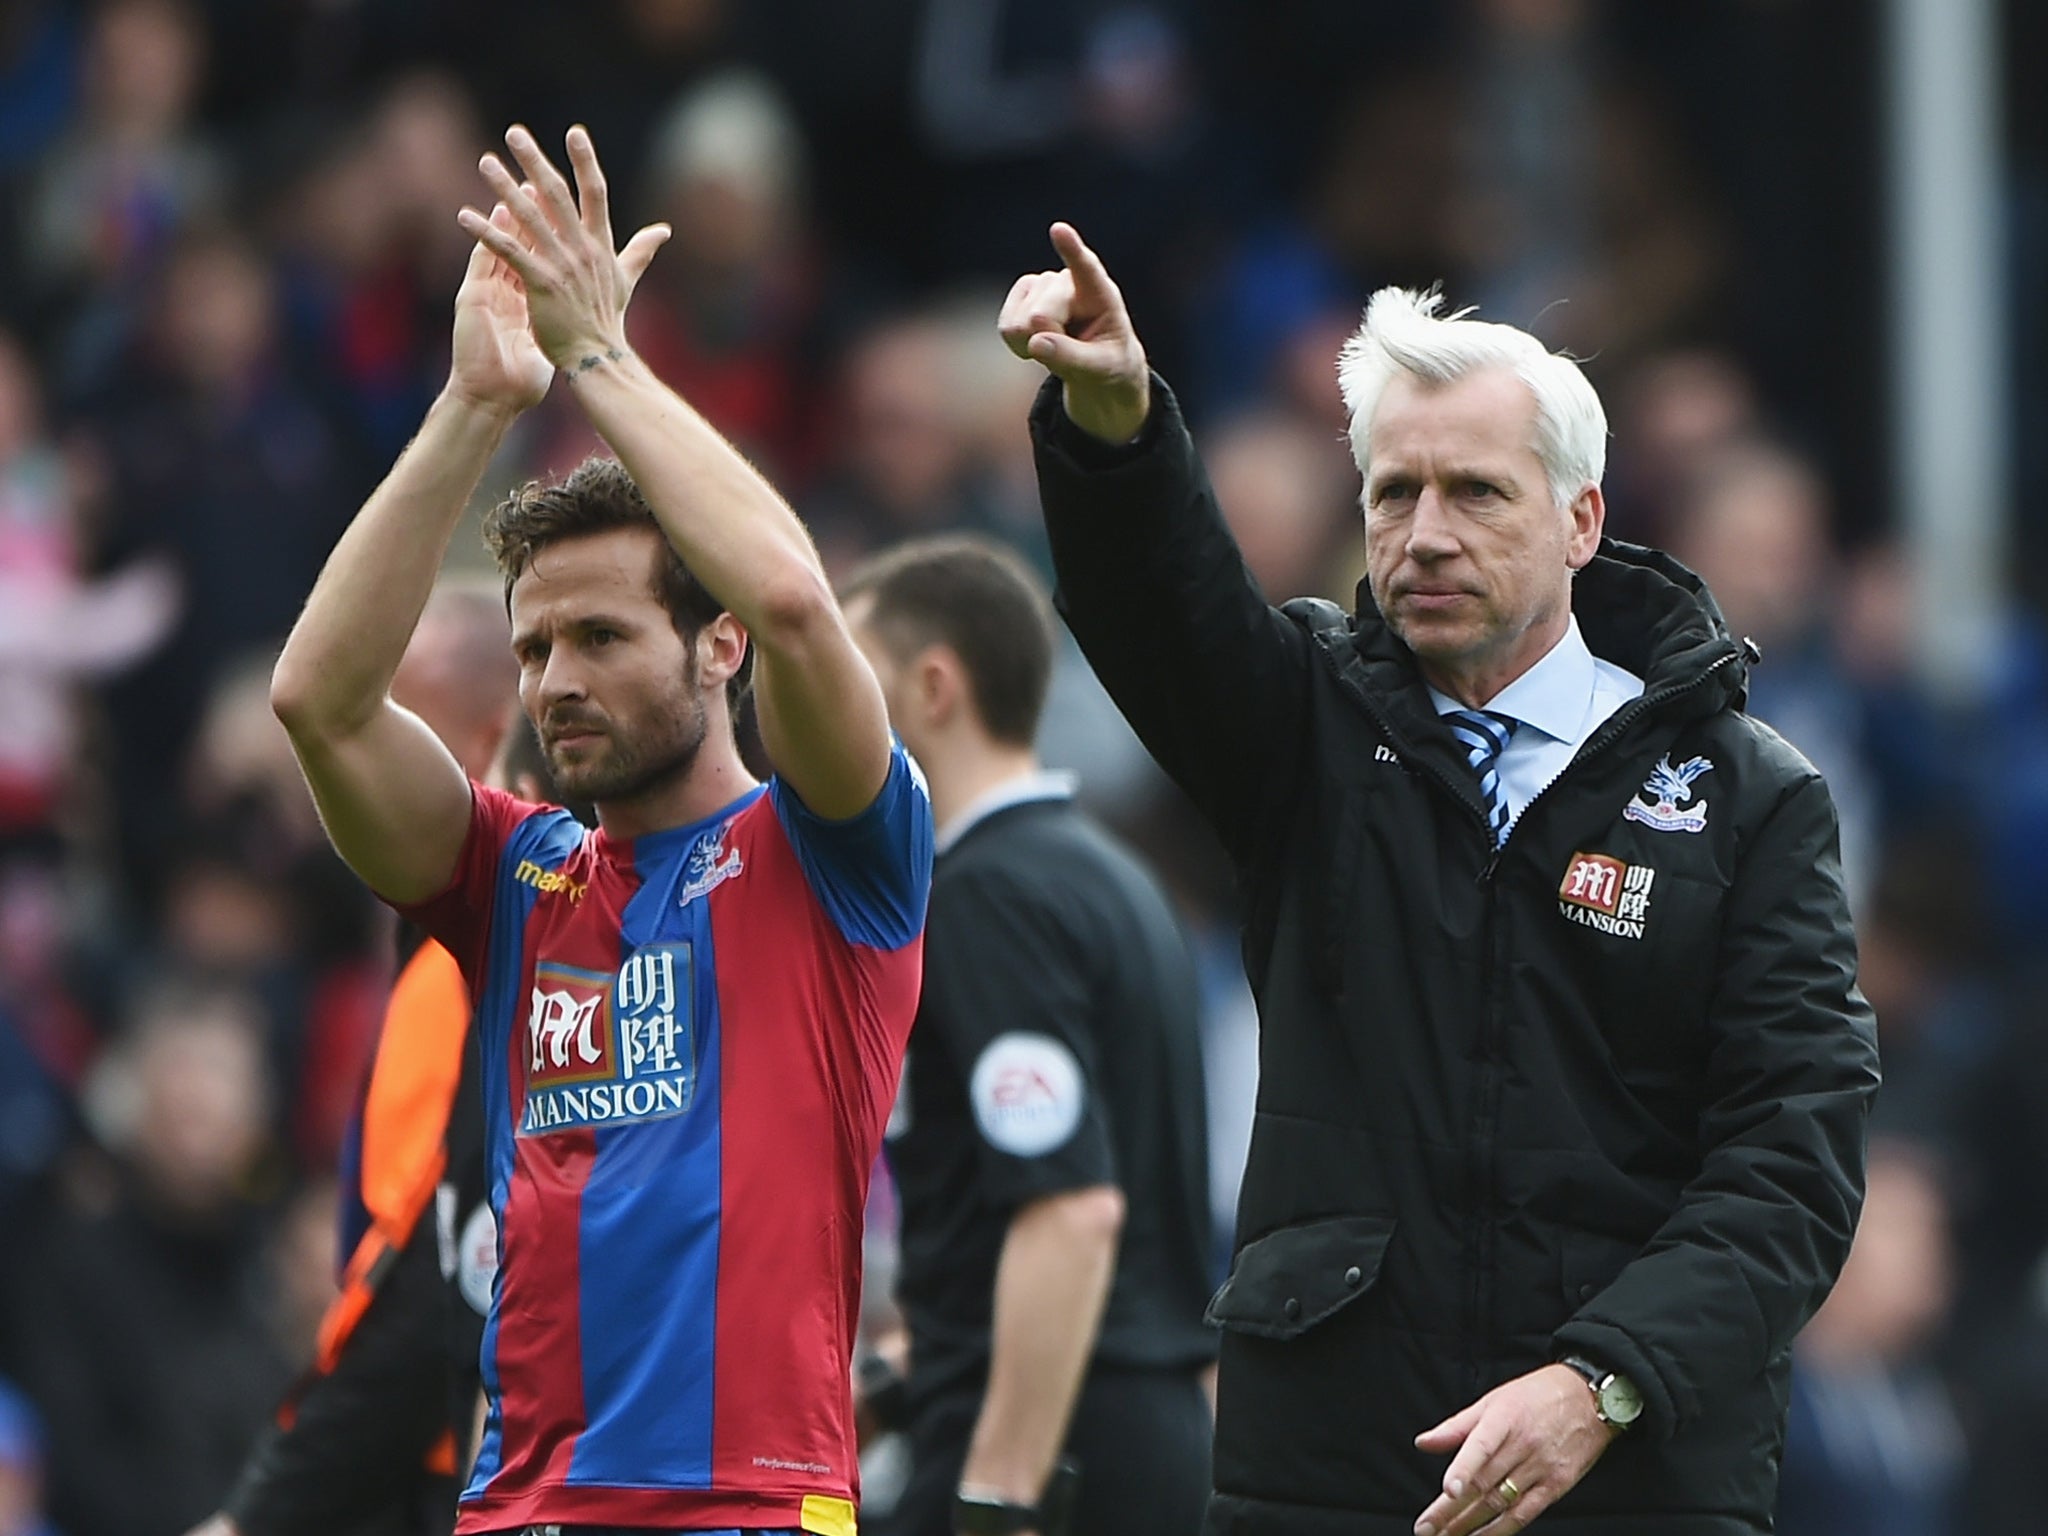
left=1477, top=648, right=1743, bottom=881
left=1325, top=639, right=1741, bottom=1391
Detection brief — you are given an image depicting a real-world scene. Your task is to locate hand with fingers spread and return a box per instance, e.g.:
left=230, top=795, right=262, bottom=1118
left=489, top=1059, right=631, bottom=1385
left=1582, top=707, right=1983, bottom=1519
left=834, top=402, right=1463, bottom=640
left=1412, top=1365, right=1617, bottom=1536
left=448, top=203, right=555, bottom=418
left=997, top=222, right=1151, bottom=444
left=456, top=123, right=670, bottom=377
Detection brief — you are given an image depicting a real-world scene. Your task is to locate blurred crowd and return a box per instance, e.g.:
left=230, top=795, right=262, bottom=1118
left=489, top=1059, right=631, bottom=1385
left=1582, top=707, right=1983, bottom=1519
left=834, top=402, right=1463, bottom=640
left=0, top=3, right=2039, bottom=1535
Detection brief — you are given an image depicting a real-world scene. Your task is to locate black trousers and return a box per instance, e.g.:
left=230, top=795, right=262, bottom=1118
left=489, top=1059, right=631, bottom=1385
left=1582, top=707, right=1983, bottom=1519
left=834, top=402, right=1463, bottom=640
left=873, top=1365, right=1213, bottom=1536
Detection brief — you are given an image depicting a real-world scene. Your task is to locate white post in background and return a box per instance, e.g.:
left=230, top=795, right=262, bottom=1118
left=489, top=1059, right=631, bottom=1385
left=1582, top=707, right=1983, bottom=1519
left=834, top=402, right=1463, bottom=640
left=1887, top=0, right=2008, bottom=701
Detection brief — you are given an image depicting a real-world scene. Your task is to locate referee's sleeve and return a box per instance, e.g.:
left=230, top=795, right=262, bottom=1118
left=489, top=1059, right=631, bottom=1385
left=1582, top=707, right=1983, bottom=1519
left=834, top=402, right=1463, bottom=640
left=922, top=865, right=1117, bottom=1205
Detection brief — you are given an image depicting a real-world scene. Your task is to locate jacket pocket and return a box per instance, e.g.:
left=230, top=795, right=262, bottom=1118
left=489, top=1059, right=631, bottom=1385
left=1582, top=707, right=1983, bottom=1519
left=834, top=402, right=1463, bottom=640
left=1205, top=1214, right=1395, bottom=1340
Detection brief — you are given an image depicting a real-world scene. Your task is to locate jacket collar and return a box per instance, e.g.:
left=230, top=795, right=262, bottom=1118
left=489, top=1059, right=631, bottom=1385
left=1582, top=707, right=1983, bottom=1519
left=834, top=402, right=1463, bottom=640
left=1315, top=537, right=1746, bottom=765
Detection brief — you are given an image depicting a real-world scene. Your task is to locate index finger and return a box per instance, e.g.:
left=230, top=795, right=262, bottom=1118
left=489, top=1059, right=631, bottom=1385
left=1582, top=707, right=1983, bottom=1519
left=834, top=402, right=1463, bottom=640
left=1423, top=1440, right=1525, bottom=1536
left=1049, top=221, right=1120, bottom=309
left=504, top=124, right=581, bottom=242
left=563, top=124, right=613, bottom=247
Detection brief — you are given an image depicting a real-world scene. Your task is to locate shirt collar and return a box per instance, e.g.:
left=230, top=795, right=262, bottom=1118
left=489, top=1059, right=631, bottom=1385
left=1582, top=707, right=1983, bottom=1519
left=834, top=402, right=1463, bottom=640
left=1427, top=615, right=1597, bottom=744
left=936, top=769, right=1079, bottom=855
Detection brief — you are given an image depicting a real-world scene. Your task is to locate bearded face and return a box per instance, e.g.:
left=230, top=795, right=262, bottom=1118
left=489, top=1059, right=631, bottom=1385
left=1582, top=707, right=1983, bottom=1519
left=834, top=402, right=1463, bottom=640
left=510, top=527, right=724, bottom=814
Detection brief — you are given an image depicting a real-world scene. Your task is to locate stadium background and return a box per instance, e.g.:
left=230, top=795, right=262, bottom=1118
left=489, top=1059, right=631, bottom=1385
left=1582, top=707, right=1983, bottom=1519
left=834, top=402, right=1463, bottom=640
left=0, top=1, right=2040, bottom=1532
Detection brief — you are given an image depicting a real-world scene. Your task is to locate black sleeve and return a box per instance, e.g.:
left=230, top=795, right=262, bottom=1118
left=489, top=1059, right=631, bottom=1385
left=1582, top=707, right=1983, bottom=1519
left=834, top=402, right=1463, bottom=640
left=1553, top=772, right=1881, bottom=1440
left=1029, top=375, right=1315, bottom=866
left=222, top=1214, right=456, bottom=1536
left=922, top=865, right=1117, bottom=1208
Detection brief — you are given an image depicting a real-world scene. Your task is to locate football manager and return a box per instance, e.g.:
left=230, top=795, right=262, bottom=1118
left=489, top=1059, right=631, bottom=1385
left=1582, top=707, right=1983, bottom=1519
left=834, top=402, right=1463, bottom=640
left=999, top=224, right=1879, bottom=1536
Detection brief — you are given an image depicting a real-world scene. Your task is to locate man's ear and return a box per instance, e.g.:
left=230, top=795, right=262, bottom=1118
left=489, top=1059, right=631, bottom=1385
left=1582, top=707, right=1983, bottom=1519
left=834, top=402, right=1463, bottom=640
left=1566, top=483, right=1606, bottom=571
left=915, top=644, right=969, bottom=729
left=697, top=612, right=749, bottom=687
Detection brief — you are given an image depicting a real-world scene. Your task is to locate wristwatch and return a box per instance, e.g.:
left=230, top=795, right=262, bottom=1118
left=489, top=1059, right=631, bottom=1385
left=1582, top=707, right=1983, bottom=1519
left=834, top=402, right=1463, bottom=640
left=952, top=1492, right=1042, bottom=1535
left=1559, top=1354, right=1644, bottom=1431
left=955, top=1459, right=1081, bottom=1536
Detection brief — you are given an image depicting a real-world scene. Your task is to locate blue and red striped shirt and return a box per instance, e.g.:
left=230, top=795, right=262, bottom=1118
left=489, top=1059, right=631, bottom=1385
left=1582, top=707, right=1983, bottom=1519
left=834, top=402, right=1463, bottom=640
left=401, top=746, right=932, bottom=1534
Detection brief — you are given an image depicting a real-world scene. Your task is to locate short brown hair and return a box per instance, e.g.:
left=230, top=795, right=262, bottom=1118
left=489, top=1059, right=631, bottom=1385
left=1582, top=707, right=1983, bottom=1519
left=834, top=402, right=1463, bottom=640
left=482, top=456, right=753, bottom=706
left=840, top=535, right=1054, bottom=747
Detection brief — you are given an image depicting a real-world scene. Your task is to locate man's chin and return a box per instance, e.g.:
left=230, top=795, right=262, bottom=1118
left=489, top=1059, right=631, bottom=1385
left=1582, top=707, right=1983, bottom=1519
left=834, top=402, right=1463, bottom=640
left=1391, top=613, right=1481, bottom=663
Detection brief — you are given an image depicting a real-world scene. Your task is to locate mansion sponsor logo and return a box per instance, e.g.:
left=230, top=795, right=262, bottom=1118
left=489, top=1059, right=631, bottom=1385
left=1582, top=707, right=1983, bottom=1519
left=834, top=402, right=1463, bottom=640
left=519, top=944, right=694, bottom=1134
left=515, top=858, right=587, bottom=902
left=1558, top=851, right=1656, bottom=941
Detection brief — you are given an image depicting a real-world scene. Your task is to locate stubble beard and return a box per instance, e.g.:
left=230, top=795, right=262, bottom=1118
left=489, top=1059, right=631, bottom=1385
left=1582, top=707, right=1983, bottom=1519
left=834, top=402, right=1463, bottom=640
left=549, top=678, right=712, bottom=807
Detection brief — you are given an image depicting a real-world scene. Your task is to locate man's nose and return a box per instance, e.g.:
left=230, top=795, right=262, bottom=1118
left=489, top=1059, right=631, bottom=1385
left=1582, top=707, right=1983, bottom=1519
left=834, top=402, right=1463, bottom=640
left=1406, top=487, right=1461, bottom=560
left=537, top=649, right=586, bottom=704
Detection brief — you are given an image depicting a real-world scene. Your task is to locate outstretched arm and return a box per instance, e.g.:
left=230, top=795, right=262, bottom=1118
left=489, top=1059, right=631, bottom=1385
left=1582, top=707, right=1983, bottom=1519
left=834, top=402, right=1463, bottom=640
left=460, top=125, right=891, bottom=821
left=1001, top=225, right=1314, bottom=865
left=273, top=214, right=553, bottom=902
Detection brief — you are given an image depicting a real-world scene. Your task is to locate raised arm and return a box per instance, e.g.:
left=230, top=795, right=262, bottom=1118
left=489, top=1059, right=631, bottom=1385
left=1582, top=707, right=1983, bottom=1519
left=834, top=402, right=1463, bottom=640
left=271, top=215, right=553, bottom=903
left=1000, top=225, right=1314, bottom=863
left=459, top=126, right=890, bottom=821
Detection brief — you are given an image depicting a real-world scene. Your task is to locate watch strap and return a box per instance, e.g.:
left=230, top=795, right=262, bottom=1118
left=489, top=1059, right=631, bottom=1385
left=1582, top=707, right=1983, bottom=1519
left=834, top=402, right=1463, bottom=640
left=953, top=1493, right=1042, bottom=1535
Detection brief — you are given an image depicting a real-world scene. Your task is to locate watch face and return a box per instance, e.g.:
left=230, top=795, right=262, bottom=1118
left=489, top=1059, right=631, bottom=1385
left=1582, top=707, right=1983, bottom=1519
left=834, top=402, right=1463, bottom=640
left=1600, top=1373, right=1645, bottom=1426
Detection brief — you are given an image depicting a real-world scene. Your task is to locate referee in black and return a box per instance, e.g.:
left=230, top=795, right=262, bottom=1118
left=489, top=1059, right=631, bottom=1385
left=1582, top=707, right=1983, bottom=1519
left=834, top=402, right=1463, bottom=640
left=842, top=535, right=1217, bottom=1536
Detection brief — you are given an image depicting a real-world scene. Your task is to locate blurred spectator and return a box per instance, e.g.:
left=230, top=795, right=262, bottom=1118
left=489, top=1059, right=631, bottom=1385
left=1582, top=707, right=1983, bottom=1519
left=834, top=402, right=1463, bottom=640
left=1203, top=407, right=1357, bottom=605
left=535, top=68, right=825, bottom=482
left=1602, top=348, right=1759, bottom=542
left=805, top=310, right=1009, bottom=568
left=23, top=0, right=222, bottom=366
left=12, top=980, right=290, bottom=1536
left=1777, top=1140, right=1964, bottom=1536
left=1852, top=831, right=2001, bottom=1142
left=269, top=73, right=486, bottom=472
left=0, top=327, right=179, bottom=853
left=81, top=224, right=353, bottom=898
left=0, top=3, right=81, bottom=177
left=1666, top=438, right=1877, bottom=903
left=262, top=1176, right=340, bottom=1367
left=0, top=1378, right=60, bottom=1536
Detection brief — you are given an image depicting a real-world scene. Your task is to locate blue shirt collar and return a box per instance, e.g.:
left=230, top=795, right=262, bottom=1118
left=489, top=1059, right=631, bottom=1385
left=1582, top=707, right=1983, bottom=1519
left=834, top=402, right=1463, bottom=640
left=1427, top=615, right=1597, bottom=744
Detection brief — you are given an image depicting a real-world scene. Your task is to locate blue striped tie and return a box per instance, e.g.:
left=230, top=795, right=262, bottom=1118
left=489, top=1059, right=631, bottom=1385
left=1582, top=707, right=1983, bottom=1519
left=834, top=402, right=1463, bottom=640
left=1445, top=709, right=1518, bottom=847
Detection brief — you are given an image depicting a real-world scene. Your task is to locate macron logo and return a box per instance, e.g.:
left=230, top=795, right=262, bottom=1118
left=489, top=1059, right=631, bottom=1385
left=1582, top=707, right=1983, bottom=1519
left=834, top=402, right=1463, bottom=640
left=515, top=859, right=586, bottom=903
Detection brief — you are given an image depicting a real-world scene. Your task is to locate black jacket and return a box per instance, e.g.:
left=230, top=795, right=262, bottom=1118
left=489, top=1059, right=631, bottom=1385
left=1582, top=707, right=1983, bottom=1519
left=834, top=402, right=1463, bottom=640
left=1030, top=379, right=1879, bottom=1536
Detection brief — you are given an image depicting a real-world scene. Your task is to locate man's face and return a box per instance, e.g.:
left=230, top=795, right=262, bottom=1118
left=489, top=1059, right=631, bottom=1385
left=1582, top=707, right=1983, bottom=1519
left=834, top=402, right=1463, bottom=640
left=510, top=527, right=710, bottom=805
left=845, top=599, right=926, bottom=763
left=1362, top=368, right=1601, bottom=694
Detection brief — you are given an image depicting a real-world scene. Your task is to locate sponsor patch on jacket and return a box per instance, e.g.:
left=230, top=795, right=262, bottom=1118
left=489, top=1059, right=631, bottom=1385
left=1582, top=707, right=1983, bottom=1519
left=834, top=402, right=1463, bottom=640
left=519, top=945, right=696, bottom=1134
left=1559, top=851, right=1655, bottom=940
left=1622, top=754, right=1713, bottom=834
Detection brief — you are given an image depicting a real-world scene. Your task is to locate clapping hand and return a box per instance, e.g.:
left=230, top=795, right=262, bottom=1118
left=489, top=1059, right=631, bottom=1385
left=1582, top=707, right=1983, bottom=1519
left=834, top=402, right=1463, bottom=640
left=998, top=222, right=1152, bottom=445
left=457, top=124, right=670, bottom=377
left=448, top=203, right=554, bottom=418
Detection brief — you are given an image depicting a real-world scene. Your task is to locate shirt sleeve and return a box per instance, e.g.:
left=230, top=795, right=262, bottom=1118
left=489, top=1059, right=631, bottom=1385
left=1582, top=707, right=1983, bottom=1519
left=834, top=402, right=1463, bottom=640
left=922, top=863, right=1118, bottom=1207
left=394, top=782, right=542, bottom=985
left=770, top=739, right=934, bottom=950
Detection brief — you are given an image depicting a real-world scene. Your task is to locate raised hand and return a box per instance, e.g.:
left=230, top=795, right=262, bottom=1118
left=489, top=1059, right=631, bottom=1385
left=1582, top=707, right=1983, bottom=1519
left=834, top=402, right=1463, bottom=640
left=1411, top=1365, right=1618, bottom=1536
left=456, top=124, right=670, bottom=376
left=448, top=204, right=555, bottom=417
left=997, top=222, right=1151, bottom=444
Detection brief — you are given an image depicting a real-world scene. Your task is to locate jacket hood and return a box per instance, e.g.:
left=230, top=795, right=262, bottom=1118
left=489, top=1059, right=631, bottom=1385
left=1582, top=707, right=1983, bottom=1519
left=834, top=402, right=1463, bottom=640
left=1336, top=535, right=1749, bottom=720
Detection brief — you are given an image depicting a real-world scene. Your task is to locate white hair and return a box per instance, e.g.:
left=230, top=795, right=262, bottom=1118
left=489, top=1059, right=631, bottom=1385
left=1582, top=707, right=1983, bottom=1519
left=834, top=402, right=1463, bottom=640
left=1337, top=288, right=1608, bottom=510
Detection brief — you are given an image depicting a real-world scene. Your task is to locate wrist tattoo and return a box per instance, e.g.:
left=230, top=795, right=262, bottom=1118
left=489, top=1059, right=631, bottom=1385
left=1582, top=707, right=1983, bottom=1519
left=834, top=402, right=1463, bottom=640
left=569, top=346, right=626, bottom=379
